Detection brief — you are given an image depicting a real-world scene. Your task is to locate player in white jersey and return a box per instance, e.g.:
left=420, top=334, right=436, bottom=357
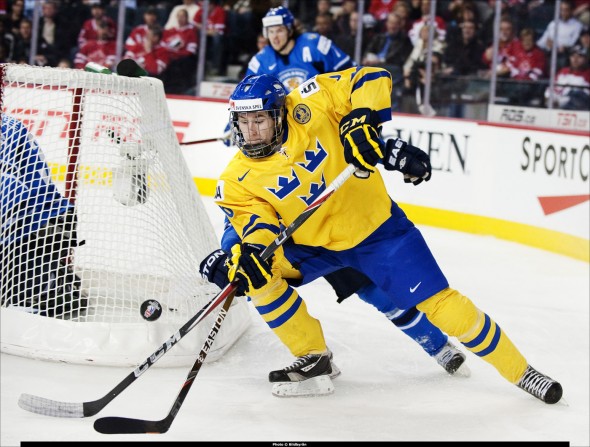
left=205, top=68, right=563, bottom=404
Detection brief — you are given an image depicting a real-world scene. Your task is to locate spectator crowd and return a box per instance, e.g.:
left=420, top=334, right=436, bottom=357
left=1, top=0, right=589, bottom=112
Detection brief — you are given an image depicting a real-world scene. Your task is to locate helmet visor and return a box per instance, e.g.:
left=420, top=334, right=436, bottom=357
left=230, top=109, right=283, bottom=158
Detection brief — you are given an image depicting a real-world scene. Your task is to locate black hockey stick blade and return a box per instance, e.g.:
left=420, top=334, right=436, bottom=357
left=18, top=285, right=230, bottom=418
left=92, top=163, right=358, bottom=434
left=94, top=413, right=173, bottom=434
left=94, top=287, right=238, bottom=434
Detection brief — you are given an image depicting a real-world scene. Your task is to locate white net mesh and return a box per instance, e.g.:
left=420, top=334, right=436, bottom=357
left=0, top=63, right=250, bottom=366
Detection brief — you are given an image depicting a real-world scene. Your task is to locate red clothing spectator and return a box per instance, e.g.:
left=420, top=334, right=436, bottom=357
left=163, top=7, right=197, bottom=60
left=482, top=19, right=518, bottom=68
left=545, top=45, right=590, bottom=109
left=369, top=0, right=398, bottom=23
left=78, top=3, right=116, bottom=48
left=193, top=3, right=226, bottom=36
left=74, top=40, right=117, bottom=70
left=124, top=25, right=170, bottom=76
left=408, top=0, right=447, bottom=46
left=74, top=19, right=117, bottom=70
left=505, top=29, right=546, bottom=81
left=125, top=8, right=160, bottom=56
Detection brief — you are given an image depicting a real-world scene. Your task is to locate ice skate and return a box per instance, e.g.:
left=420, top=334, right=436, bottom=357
left=327, top=349, right=341, bottom=379
left=269, top=352, right=334, bottom=397
left=434, top=342, right=471, bottom=377
left=517, top=365, right=562, bottom=404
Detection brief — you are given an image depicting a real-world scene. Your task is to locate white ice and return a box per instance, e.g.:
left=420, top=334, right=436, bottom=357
left=1, top=197, right=588, bottom=445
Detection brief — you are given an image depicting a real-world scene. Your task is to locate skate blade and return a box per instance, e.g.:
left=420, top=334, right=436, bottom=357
left=453, top=363, right=471, bottom=378
left=272, top=375, right=334, bottom=398
left=329, top=362, right=342, bottom=379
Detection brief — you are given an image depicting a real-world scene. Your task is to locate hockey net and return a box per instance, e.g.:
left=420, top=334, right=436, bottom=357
left=0, top=63, right=250, bottom=366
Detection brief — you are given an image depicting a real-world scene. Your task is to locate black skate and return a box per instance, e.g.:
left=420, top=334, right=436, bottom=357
left=517, top=365, right=563, bottom=404
left=269, top=352, right=334, bottom=397
left=434, top=342, right=470, bottom=376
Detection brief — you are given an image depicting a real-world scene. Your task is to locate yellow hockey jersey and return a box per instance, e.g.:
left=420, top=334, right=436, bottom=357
left=214, top=66, right=394, bottom=257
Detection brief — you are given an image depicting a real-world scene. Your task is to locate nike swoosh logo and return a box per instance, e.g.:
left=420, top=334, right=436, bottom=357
left=269, top=63, right=277, bottom=70
left=410, top=282, right=422, bottom=293
left=238, top=169, right=251, bottom=182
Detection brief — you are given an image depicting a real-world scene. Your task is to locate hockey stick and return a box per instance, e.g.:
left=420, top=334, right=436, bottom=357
left=93, top=163, right=358, bottom=434
left=179, top=137, right=225, bottom=145
left=17, top=284, right=234, bottom=418
left=18, top=163, right=357, bottom=421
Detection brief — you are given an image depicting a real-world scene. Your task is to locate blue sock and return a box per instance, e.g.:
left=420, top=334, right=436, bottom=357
left=357, top=283, right=448, bottom=356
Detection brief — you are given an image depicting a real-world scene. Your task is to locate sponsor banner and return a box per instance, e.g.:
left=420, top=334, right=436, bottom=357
left=488, top=104, right=590, bottom=132
left=167, top=97, right=589, bottom=259
left=198, top=81, right=237, bottom=100
left=381, top=116, right=589, bottom=240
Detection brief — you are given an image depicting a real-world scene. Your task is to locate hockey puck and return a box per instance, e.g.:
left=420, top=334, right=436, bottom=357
left=140, top=300, right=162, bottom=321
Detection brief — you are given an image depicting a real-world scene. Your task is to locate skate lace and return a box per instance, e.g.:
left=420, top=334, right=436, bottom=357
left=518, top=367, right=554, bottom=399
left=435, top=344, right=457, bottom=366
left=284, top=355, right=317, bottom=372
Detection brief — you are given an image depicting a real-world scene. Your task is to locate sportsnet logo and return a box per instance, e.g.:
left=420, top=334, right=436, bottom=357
left=229, top=98, right=264, bottom=111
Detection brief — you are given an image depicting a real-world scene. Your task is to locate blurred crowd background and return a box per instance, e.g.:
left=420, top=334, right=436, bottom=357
left=1, top=0, right=589, bottom=120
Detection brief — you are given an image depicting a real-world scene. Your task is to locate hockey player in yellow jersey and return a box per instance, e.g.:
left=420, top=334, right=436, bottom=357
left=212, top=66, right=563, bottom=403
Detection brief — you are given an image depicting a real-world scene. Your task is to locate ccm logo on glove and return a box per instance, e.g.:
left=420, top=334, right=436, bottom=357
left=339, top=108, right=384, bottom=177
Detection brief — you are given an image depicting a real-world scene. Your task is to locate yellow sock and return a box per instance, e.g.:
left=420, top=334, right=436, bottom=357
left=251, top=280, right=327, bottom=357
left=417, top=288, right=528, bottom=383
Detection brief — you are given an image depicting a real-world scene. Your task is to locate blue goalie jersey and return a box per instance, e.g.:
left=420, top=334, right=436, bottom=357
left=245, top=33, right=354, bottom=92
left=1, top=115, right=73, bottom=246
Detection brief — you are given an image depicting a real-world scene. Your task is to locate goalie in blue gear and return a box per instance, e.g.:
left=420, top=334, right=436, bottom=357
left=1, top=114, right=85, bottom=318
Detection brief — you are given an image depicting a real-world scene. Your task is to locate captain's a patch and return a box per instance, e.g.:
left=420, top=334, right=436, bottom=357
left=214, top=180, right=224, bottom=201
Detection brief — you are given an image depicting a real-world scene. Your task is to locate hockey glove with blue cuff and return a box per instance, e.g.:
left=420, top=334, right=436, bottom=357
left=340, top=108, right=384, bottom=178
left=226, top=243, right=272, bottom=295
left=383, top=138, right=432, bottom=185
left=199, top=249, right=244, bottom=294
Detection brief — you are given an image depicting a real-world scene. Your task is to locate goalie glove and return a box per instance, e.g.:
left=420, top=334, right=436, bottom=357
left=383, top=138, right=432, bottom=185
left=226, top=243, right=273, bottom=296
left=339, top=108, right=384, bottom=178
